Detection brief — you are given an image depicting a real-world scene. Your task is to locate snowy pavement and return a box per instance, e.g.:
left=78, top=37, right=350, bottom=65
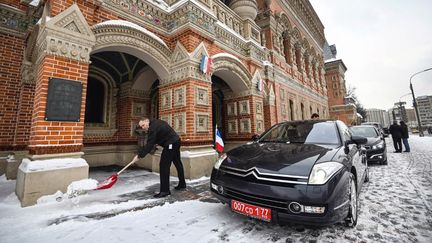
left=0, top=135, right=431, bottom=243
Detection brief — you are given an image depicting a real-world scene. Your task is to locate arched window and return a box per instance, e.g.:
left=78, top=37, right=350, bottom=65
left=289, top=99, right=294, bottom=121
left=85, top=77, right=106, bottom=123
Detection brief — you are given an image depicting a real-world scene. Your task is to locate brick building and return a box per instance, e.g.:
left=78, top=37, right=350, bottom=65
left=323, top=42, right=357, bottom=124
left=1, top=0, right=331, bottom=206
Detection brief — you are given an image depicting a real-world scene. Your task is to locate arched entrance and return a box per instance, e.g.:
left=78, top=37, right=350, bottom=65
left=83, top=20, right=171, bottom=166
left=210, top=53, right=253, bottom=150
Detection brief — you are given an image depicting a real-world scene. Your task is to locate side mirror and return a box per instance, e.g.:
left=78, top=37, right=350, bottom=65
left=251, top=134, right=260, bottom=141
left=351, top=135, right=368, bottom=145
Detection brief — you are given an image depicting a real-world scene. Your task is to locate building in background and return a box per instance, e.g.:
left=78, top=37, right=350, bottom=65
left=0, top=0, right=333, bottom=206
left=405, top=108, right=418, bottom=129
left=393, top=101, right=408, bottom=123
left=417, top=95, right=432, bottom=131
left=324, top=43, right=357, bottom=124
left=365, top=108, right=388, bottom=127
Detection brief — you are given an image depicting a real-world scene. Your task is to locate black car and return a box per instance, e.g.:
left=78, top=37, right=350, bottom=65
left=351, top=125, right=387, bottom=165
left=210, top=120, right=368, bottom=227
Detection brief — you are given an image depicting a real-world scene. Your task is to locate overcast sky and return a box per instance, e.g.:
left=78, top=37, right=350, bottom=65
left=310, top=0, right=432, bottom=110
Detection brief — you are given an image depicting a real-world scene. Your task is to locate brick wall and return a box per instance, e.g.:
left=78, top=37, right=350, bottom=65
left=0, top=33, right=25, bottom=150
left=28, top=55, right=89, bottom=155
left=0, top=0, right=28, bottom=11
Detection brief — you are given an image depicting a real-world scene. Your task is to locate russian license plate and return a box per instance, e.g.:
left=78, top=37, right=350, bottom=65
left=231, top=199, right=271, bottom=222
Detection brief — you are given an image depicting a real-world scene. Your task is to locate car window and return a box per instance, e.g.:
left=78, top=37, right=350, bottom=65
left=259, top=122, right=340, bottom=145
left=337, top=121, right=352, bottom=142
left=351, top=127, right=379, bottom=138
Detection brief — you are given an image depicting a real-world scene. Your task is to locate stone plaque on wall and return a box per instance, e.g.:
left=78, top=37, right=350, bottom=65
left=195, top=113, right=209, bottom=132
left=160, top=114, right=172, bottom=126
left=227, top=102, right=237, bottom=116
left=160, top=90, right=172, bottom=110
left=195, top=87, right=209, bottom=106
left=173, top=112, right=186, bottom=134
left=45, top=77, right=82, bottom=122
left=173, top=86, right=186, bottom=107
left=239, top=100, right=250, bottom=115
left=256, top=102, right=263, bottom=115
left=228, top=120, right=238, bottom=134
left=256, top=120, right=264, bottom=133
left=132, top=102, right=146, bottom=117
left=240, top=118, right=251, bottom=133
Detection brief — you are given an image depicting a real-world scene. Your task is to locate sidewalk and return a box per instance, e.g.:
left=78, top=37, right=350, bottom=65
left=0, top=136, right=431, bottom=243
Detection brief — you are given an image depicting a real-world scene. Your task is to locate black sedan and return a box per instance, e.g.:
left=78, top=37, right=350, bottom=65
left=351, top=125, right=387, bottom=165
left=210, top=120, right=368, bottom=227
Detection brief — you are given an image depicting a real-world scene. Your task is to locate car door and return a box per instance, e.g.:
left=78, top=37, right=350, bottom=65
left=338, top=122, right=366, bottom=190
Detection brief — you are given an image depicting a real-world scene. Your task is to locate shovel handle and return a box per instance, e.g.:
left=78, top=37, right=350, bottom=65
left=117, top=158, right=138, bottom=175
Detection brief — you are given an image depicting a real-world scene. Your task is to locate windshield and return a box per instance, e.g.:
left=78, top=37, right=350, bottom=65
left=351, top=127, right=379, bottom=138
left=259, top=122, right=340, bottom=145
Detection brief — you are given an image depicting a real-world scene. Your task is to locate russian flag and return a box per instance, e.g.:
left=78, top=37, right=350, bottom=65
left=200, top=55, right=212, bottom=74
left=215, top=125, right=224, bottom=153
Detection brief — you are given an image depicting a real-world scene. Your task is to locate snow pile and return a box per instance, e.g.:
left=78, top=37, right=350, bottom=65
left=36, top=178, right=98, bottom=205
left=66, top=178, right=98, bottom=195
left=37, top=191, right=64, bottom=204
left=19, top=158, right=88, bottom=172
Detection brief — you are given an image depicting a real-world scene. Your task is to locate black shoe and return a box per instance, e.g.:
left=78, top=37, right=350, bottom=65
left=153, top=191, right=171, bottom=198
left=404, top=150, right=410, bottom=152
left=175, top=184, right=186, bottom=191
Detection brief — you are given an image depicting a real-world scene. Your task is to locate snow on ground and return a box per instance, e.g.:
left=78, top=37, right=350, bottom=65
left=0, top=135, right=431, bottom=243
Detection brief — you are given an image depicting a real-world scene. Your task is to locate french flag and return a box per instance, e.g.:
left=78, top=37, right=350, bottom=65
left=200, top=55, right=212, bottom=74
left=215, top=125, right=224, bottom=153
left=257, top=79, right=264, bottom=91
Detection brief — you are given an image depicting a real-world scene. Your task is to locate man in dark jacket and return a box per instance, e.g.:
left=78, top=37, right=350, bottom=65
left=389, top=120, right=403, bottom=153
left=400, top=121, right=410, bottom=152
left=133, top=117, right=186, bottom=198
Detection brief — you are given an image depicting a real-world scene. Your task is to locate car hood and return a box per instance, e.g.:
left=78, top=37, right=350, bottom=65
left=365, top=137, right=381, bottom=146
left=224, top=142, right=339, bottom=177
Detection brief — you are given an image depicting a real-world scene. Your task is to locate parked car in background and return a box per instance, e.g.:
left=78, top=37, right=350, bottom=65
left=351, top=125, right=387, bottom=165
left=361, top=122, right=387, bottom=137
left=210, top=120, right=368, bottom=227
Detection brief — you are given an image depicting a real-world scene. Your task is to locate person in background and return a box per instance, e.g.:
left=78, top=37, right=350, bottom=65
left=400, top=121, right=410, bottom=152
left=133, top=117, right=186, bottom=198
left=311, top=113, right=320, bottom=120
left=389, top=120, right=403, bottom=153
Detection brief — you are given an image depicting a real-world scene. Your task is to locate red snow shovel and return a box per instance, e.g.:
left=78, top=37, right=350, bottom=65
left=96, top=157, right=138, bottom=190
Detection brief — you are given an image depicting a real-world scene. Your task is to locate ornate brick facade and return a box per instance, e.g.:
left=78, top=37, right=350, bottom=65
left=1, top=0, right=331, bottom=182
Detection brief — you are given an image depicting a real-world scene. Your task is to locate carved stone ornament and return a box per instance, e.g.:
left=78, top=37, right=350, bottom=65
left=35, top=4, right=96, bottom=64
left=20, top=60, right=35, bottom=84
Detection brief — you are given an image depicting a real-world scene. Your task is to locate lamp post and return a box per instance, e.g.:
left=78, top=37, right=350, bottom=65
left=410, top=67, right=432, bottom=137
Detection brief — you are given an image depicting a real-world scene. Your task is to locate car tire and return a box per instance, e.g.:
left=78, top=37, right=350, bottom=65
left=364, top=167, right=369, bottom=183
left=344, top=173, right=358, bottom=228
left=381, top=156, right=388, bottom=165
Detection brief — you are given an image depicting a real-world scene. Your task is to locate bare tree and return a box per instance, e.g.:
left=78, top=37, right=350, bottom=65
left=347, top=85, right=367, bottom=121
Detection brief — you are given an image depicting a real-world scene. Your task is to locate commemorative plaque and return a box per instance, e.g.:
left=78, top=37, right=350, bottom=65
left=45, top=77, right=82, bottom=122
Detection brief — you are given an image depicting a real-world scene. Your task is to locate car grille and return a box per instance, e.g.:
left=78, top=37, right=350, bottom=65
left=224, top=187, right=289, bottom=211
left=219, top=165, right=308, bottom=186
left=364, top=145, right=371, bottom=150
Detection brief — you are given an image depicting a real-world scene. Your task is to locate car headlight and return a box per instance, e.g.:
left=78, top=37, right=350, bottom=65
left=214, top=153, right=227, bottom=170
left=308, top=162, right=343, bottom=185
left=372, top=142, right=384, bottom=149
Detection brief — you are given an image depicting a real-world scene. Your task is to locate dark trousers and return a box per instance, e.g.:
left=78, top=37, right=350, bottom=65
left=392, top=136, right=402, bottom=152
left=402, top=138, right=410, bottom=152
left=159, top=140, right=186, bottom=192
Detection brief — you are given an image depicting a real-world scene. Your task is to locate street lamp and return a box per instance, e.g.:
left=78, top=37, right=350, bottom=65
left=410, top=67, right=432, bottom=137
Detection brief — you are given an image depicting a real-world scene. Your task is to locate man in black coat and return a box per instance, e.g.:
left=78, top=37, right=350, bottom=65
left=400, top=121, right=410, bottom=152
left=389, top=120, right=403, bottom=153
left=133, top=117, right=186, bottom=198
